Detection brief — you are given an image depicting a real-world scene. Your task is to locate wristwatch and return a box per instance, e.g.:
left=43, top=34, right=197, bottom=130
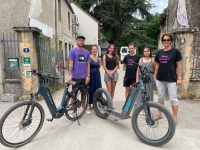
left=87, top=74, right=90, bottom=77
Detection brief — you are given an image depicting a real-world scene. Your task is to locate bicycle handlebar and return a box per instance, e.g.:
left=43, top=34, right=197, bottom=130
left=131, top=62, right=149, bottom=76
left=30, top=70, right=60, bottom=80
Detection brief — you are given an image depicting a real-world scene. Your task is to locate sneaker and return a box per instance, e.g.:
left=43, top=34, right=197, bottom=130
left=140, top=110, right=145, bottom=115
left=85, top=109, right=91, bottom=115
left=69, top=112, right=75, bottom=118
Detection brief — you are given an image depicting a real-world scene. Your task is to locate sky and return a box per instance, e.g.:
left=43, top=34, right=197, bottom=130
left=150, top=0, right=168, bottom=14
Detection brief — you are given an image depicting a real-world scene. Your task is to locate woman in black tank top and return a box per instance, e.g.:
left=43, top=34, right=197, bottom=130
left=102, top=44, right=119, bottom=100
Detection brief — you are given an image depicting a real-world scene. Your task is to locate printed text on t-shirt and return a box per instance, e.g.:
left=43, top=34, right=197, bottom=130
left=160, top=55, right=169, bottom=64
left=128, top=59, right=134, bottom=65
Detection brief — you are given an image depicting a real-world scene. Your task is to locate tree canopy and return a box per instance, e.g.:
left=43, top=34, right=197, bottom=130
left=74, top=0, right=163, bottom=54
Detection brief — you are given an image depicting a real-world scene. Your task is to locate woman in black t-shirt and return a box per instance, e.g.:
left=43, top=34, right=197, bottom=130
left=154, top=33, right=182, bottom=125
left=102, top=44, right=119, bottom=100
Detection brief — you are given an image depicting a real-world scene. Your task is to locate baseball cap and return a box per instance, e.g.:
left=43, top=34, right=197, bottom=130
left=76, top=34, right=85, bottom=40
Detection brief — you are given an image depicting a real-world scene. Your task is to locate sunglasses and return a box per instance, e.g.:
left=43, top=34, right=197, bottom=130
left=162, top=39, right=171, bottom=42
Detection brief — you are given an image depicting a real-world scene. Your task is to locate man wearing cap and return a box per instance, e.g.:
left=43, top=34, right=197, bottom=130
left=67, top=34, right=91, bottom=116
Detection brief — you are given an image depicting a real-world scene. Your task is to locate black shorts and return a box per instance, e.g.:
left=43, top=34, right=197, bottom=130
left=72, top=78, right=86, bottom=89
left=123, top=77, right=136, bottom=87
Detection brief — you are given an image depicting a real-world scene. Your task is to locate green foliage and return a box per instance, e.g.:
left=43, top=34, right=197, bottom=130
left=74, top=0, right=163, bottom=55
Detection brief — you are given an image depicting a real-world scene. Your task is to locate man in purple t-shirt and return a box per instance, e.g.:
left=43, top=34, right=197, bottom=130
left=67, top=34, right=91, bottom=116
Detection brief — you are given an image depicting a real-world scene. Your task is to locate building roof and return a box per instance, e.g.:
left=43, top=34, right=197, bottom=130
left=65, top=0, right=75, bottom=14
left=100, top=42, right=110, bottom=49
left=156, top=13, right=167, bottom=34
left=70, top=1, right=99, bottom=23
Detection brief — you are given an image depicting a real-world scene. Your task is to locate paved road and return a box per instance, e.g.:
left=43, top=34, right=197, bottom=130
left=0, top=64, right=200, bottom=150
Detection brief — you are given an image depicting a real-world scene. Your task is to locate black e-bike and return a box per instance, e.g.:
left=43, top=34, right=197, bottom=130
left=0, top=70, right=89, bottom=147
left=93, top=62, right=176, bottom=146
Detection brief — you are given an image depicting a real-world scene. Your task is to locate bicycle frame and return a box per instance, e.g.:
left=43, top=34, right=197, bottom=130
left=33, top=83, right=70, bottom=118
left=109, top=79, right=148, bottom=120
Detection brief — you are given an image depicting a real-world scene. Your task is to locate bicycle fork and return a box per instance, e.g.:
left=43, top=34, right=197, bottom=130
left=21, top=94, right=36, bottom=127
left=142, top=97, right=154, bottom=125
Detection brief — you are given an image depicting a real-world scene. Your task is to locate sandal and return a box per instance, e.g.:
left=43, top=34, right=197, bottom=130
left=153, top=115, right=162, bottom=121
left=88, top=106, right=92, bottom=110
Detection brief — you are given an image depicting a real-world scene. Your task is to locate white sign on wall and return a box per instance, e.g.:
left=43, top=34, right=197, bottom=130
left=29, top=18, right=53, bottom=38
left=177, top=0, right=189, bottom=27
left=29, top=0, right=42, bottom=19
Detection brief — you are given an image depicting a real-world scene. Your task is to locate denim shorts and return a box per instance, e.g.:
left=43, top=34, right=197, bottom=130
left=104, top=70, right=118, bottom=82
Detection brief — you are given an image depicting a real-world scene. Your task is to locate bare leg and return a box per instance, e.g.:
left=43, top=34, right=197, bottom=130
left=172, top=105, right=178, bottom=121
left=125, top=87, right=130, bottom=99
left=105, top=81, right=112, bottom=98
left=110, top=81, right=117, bottom=99
left=158, top=101, right=164, bottom=116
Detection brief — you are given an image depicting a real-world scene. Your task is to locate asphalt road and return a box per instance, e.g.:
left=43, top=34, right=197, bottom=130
left=0, top=64, right=200, bottom=150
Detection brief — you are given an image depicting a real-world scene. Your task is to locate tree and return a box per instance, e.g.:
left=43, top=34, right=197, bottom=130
left=74, top=0, right=152, bottom=53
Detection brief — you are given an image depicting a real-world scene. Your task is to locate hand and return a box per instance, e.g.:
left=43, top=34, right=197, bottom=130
left=176, top=79, right=182, bottom=86
left=153, top=77, right=156, bottom=83
left=108, top=72, right=113, bottom=78
left=68, top=74, right=72, bottom=81
left=85, top=76, right=90, bottom=84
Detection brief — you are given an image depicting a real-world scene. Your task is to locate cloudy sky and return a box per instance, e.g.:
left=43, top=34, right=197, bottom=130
left=150, top=0, right=168, bottom=14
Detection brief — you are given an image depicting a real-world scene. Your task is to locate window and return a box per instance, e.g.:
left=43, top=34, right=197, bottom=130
left=65, top=43, right=68, bottom=60
left=58, top=0, right=61, bottom=22
left=68, top=12, right=70, bottom=30
left=59, top=41, right=62, bottom=51
left=69, top=44, right=71, bottom=51
left=122, top=48, right=127, bottom=53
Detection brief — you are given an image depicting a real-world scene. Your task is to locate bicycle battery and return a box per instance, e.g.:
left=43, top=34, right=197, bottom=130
left=122, top=86, right=140, bottom=115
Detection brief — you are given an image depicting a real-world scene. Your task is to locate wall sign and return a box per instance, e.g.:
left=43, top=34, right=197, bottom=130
left=23, top=57, right=31, bottom=66
left=25, top=70, right=31, bottom=77
left=23, top=48, right=30, bottom=53
left=8, top=58, right=19, bottom=68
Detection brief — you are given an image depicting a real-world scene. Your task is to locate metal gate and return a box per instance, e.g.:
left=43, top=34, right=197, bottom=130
left=190, top=33, right=200, bottom=80
left=1, top=33, right=20, bottom=79
left=35, top=36, right=64, bottom=92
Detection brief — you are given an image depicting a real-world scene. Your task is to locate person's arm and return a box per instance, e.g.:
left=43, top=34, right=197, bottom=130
left=85, top=61, right=90, bottom=84
left=136, top=58, right=142, bottom=82
left=153, top=61, right=159, bottom=82
left=111, top=55, right=119, bottom=74
left=68, top=60, right=73, bottom=80
left=176, top=60, right=182, bottom=85
left=102, top=55, right=109, bottom=74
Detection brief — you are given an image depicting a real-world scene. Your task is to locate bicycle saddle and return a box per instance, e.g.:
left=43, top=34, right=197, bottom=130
left=65, top=80, right=76, bottom=85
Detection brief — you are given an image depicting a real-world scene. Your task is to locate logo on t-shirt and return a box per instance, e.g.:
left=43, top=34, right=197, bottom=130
left=78, top=54, right=85, bottom=62
left=160, top=55, right=169, bottom=64
left=128, top=59, right=134, bottom=66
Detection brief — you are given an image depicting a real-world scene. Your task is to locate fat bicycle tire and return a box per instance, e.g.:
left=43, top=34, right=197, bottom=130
left=65, top=88, right=89, bottom=121
left=93, top=88, right=112, bottom=119
left=0, top=100, right=45, bottom=147
left=131, top=101, right=176, bottom=146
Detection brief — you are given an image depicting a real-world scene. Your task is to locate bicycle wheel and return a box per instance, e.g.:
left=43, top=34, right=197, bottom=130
left=65, top=88, right=89, bottom=121
left=131, top=101, right=176, bottom=146
left=93, top=88, right=112, bottom=119
left=0, top=100, right=45, bottom=147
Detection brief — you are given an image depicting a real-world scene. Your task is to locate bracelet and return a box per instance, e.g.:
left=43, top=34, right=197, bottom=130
left=87, top=74, right=90, bottom=77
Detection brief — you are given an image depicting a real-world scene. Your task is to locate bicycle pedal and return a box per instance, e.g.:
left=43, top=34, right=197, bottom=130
left=46, top=118, right=53, bottom=122
left=124, top=116, right=131, bottom=119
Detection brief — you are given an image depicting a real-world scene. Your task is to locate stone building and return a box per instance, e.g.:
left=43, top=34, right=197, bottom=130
left=0, top=0, right=76, bottom=99
left=157, top=0, right=200, bottom=97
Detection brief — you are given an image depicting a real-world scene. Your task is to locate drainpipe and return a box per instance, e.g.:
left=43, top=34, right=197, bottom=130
left=55, top=0, right=58, bottom=51
left=166, top=0, right=170, bottom=33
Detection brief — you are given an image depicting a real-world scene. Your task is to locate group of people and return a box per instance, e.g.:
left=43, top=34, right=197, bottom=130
left=67, top=33, right=182, bottom=124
